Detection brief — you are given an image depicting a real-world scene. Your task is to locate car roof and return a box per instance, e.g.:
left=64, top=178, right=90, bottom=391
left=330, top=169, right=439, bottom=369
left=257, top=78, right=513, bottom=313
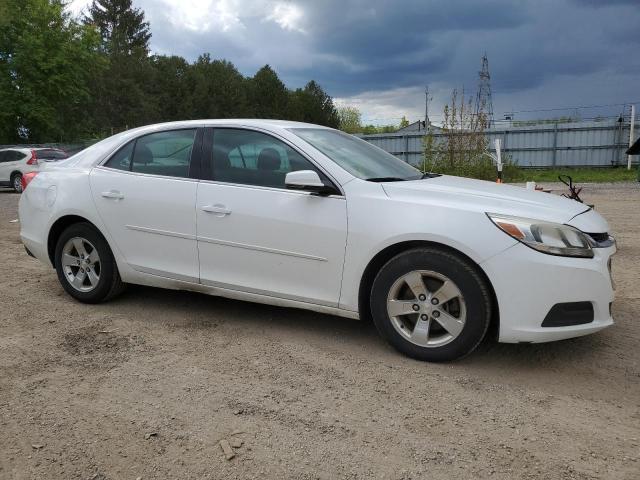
left=60, top=119, right=336, bottom=168
left=115, top=119, right=332, bottom=137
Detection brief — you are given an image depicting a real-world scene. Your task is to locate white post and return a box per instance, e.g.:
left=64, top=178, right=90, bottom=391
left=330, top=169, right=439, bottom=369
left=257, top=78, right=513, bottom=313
left=494, top=138, right=503, bottom=183
left=628, top=104, right=636, bottom=170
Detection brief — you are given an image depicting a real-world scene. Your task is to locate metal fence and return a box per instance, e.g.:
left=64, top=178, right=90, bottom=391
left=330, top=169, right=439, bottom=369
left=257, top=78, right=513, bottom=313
left=360, top=119, right=639, bottom=168
left=3, top=119, right=638, bottom=169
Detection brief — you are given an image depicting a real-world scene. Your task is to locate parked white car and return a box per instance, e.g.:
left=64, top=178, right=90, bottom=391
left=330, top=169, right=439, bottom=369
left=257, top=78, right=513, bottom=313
left=0, top=147, right=68, bottom=192
left=18, top=120, right=616, bottom=361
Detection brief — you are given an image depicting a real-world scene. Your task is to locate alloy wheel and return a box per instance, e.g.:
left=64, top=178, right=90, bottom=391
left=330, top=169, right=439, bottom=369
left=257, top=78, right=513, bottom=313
left=61, top=237, right=101, bottom=292
left=13, top=176, right=22, bottom=192
left=386, top=270, right=466, bottom=348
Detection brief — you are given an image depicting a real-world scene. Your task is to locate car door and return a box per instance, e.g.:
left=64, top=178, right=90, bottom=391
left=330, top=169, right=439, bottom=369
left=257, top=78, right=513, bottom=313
left=196, top=127, right=348, bottom=307
left=89, top=128, right=202, bottom=282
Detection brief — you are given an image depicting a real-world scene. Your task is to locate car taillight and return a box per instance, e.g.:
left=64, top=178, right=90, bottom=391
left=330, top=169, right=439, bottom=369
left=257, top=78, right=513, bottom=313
left=21, top=172, right=38, bottom=190
left=27, top=149, right=39, bottom=165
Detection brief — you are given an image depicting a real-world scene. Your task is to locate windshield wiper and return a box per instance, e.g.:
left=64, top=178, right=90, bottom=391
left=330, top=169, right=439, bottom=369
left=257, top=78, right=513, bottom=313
left=365, top=177, right=408, bottom=182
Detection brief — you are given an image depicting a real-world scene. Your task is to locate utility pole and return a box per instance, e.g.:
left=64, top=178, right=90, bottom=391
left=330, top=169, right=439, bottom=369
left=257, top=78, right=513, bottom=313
left=629, top=104, right=636, bottom=170
left=424, top=86, right=431, bottom=129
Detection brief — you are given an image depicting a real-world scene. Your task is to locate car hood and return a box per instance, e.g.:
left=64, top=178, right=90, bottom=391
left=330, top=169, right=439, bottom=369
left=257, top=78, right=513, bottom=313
left=381, top=175, right=608, bottom=231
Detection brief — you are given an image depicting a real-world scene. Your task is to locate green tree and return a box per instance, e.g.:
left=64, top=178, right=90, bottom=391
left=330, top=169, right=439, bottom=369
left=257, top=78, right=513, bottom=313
left=0, top=0, right=346, bottom=141
left=148, top=55, right=191, bottom=122
left=0, top=0, right=104, bottom=142
left=399, top=116, right=410, bottom=129
left=361, top=124, right=398, bottom=134
left=337, top=106, right=362, bottom=133
left=249, top=65, right=289, bottom=119
left=186, top=54, right=251, bottom=119
left=84, top=0, right=150, bottom=56
left=289, top=81, right=339, bottom=127
left=84, top=0, right=155, bottom=132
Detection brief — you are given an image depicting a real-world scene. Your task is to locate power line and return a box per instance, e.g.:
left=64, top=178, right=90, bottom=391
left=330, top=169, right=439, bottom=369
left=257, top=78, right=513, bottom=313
left=342, top=97, right=637, bottom=118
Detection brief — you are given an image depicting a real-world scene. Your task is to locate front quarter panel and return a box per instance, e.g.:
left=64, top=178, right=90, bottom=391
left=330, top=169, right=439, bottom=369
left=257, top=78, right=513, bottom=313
left=338, top=179, right=518, bottom=312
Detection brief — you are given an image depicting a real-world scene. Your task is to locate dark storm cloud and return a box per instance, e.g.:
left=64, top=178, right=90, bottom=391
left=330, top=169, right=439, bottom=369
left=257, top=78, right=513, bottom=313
left=571, top=0, right=640, bottom=7
left=287, top=0, right=638, bottom=97
left=71, top=0, right=639, bottom=120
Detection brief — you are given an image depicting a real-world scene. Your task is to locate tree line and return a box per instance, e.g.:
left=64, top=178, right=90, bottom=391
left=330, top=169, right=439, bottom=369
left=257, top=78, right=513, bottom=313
left=0, top=0, right=340, bottom=144
left=337, top=106, right=410, bottom=135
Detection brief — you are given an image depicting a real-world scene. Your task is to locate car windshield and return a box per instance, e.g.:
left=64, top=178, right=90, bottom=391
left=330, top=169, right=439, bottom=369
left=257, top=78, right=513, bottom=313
left=290, top=128, right=422, bottom=181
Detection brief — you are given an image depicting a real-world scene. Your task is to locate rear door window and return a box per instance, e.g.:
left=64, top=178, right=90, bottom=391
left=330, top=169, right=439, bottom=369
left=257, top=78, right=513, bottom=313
left=103, top=129, right=197, bottom=178
left=132, top=130, right=196, bottom=178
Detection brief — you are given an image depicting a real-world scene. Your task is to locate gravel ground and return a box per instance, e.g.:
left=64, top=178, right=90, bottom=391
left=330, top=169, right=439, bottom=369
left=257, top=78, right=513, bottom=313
left=0, top=182, right=638, bottom=479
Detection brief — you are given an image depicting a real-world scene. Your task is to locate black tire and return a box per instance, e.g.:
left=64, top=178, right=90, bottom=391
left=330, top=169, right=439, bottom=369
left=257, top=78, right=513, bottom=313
left=54, top=222, right=125, bottom=303
left=11, top=173, right=22, bottom=193
left=370, top=247, right=491, bottom=362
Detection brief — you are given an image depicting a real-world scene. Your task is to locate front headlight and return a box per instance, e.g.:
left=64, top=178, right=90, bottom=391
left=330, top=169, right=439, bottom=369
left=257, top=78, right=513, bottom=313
left=487, top=213, right=594, bottom=258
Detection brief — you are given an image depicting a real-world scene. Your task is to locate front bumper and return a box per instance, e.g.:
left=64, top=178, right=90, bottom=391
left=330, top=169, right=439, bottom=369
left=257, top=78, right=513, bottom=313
left=481, top=241, right=615, bottom=343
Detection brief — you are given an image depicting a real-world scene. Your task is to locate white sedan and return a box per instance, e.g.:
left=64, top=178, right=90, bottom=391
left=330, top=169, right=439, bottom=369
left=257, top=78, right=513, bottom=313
left=18, top=120, right=616, bottom=361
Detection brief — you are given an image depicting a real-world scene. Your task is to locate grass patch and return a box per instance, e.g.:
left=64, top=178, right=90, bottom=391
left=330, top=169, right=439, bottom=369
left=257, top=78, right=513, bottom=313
left=516, top=168, right=637, bottom=183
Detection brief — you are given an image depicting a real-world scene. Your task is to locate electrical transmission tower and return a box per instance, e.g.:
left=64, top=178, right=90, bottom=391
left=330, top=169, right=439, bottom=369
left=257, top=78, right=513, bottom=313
left=475, top=53, right=495, bottom=129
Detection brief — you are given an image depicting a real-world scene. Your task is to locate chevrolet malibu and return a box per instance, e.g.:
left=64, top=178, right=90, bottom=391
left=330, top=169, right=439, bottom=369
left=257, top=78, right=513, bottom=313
left=18, top=120, right=616, bottom=361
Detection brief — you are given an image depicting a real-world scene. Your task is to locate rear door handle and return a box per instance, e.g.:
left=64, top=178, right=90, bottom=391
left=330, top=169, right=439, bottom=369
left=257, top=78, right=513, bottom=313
left=201, top=204, right=232, bottom=216
left=101, top=190, right=124, bottom=200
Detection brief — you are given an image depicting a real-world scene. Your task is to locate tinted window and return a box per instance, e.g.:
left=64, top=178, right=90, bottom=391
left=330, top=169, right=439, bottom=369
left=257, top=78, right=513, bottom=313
left=3, top=150, right=26, bottom=162
left=38, top=149, right=68, bottom=161
left=132, top=130, right=195, bottom=178
left=211, top=129, right=322, bottom=188
left=0, top=151, right=7, bottom=163
left=103, top=129, right=196, bottom=178
left=104, top=141, right=134, bottom=171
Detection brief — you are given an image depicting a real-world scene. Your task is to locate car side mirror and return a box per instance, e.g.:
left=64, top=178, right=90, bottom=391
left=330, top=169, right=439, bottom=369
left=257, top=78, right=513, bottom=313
left=285, top=170, right=337, bottom=195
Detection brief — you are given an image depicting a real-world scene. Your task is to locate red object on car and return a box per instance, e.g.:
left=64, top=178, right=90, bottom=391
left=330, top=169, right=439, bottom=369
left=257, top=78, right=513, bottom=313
left=21, top=172, right=38, bottom=191
left=26, top=149, right=39, bottom=165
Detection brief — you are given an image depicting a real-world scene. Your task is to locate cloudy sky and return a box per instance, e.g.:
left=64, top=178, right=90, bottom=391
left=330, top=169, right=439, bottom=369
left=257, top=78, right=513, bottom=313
left=70, top=0, right=640, bottom=125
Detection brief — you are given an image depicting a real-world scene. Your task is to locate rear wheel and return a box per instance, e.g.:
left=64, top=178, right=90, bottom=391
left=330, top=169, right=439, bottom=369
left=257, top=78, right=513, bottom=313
left=54, top=223, right=125, bottom=303
left=11, top=173, right=22, bottom=193
left=370, top=247, right=491, bottom=362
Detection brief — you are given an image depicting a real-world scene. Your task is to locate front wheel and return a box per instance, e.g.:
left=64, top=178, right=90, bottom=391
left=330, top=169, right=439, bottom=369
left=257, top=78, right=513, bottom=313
left=54, top=223, right=125, bottom=303
left=370, top=247, right=492, bottom=362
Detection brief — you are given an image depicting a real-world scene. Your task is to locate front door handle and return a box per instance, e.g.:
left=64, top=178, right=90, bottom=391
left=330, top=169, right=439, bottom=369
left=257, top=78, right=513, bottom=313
left=201, top=204, right=232, bottom=216
left=101, top=190, right=124, bottom=200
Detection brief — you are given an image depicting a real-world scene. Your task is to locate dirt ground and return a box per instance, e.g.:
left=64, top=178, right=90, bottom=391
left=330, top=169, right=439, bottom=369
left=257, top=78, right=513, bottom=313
left=0, top=182, right=638, bottom=480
